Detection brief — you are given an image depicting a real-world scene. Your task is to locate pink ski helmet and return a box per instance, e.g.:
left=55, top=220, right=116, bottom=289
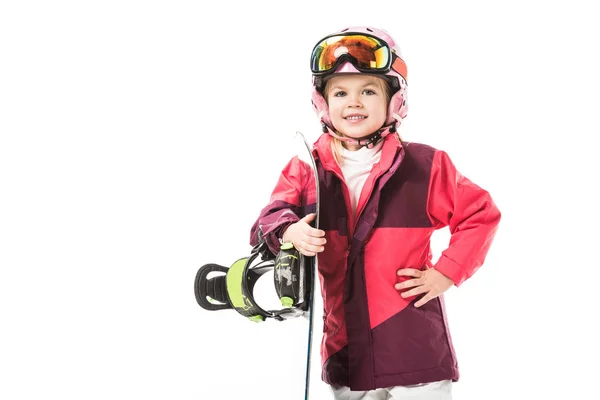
left=310, top=26, right=408, bottom=135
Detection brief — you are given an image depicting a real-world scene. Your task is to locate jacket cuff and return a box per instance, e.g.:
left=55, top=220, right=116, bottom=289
left=434, top=255, right=468, bottom=287
left=264, top=220, right=296, bottom=256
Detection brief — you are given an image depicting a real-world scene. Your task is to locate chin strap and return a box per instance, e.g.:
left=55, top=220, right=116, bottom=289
left=321, top=114, right=401, bottom=149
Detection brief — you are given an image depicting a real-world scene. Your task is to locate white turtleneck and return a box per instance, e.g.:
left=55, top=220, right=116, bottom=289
left=339, top=140, right=384, bottom=216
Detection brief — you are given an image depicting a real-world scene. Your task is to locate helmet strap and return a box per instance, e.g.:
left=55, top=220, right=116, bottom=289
left=322, top=122, right=395, bottom=149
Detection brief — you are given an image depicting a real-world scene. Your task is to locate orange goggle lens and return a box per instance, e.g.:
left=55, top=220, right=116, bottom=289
left=311, top=34, right=392, bottom=75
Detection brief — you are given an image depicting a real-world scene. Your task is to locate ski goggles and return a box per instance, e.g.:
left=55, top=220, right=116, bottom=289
left=311, top=33, right=403, bottom=77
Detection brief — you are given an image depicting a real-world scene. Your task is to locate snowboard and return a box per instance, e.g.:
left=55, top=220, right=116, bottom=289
left=294, top=131, right=321, bottom=400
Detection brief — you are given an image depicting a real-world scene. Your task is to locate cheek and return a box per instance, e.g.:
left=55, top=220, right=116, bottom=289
left=370, top=100, right=388, bottom=122
left=377, top=107, right=388, bottom=122
left=327, top=100, right=343, bottom=117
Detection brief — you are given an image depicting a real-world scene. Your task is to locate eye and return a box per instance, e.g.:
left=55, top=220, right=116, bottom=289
left=363, top=89, right=376, bottom=95
left=332, top=90, right=347, bottom=97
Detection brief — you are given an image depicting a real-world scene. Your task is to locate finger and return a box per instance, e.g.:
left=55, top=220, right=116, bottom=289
left=394, top=279, right=421, bottom=290
left=300, top=214, right=325, bottom=236
left=400, top=285, right=428, bottom=298
left=302, top=241, right=325, bottom=254
left=304, top=235, right=327, bottom=246
left=414, top=294, right=433, bottom=308
left=301, top=213, right=316, bottom=223
left=299, top=222, right=320, bottom=235
left=301, top=223, right=325, bottom=238
left=309, top=228, right=326, bottom=237
left=295, top=241, right=316, bottom=256
left=396, top=268, right=423, bottom=277
left=299, top=248, right=316, bottom=257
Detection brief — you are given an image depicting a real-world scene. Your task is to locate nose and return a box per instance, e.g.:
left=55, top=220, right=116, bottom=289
left=347, top=92, right=363, bottom=108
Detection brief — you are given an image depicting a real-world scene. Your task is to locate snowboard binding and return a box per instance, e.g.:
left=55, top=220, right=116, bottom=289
left=194, top=239, right=313, bottom=322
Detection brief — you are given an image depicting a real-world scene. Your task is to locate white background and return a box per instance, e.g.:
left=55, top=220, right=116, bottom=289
left=1, top=1, right=599, bottom=399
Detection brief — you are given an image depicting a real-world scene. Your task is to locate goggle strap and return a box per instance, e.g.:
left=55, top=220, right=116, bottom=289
left=391, top=55, right=408, bottom=80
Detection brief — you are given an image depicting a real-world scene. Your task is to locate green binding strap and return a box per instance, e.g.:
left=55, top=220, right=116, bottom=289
left=280, top=242, right=294, bottom=250
left=225, top=256, right=269, bottom=322
left=281, top=296, right=294, bottom=307
left=225, top=258, right=250, bottom=310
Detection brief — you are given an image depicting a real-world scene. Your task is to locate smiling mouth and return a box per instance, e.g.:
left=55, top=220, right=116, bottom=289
left=345, top=115, right=367, bottom=120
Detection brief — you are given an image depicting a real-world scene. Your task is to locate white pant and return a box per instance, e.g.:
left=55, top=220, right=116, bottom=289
left=331, top=380, right=452, bottom=400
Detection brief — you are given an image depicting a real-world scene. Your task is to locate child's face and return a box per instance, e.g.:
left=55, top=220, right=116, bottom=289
left=326, top=74, right=388, bottom=142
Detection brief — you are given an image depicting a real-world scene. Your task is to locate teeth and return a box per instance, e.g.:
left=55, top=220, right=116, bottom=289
left=346, top=116, right=365, bottom=120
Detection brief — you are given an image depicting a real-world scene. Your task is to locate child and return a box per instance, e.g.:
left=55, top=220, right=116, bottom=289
left=250, top=26, right=501, bottom=400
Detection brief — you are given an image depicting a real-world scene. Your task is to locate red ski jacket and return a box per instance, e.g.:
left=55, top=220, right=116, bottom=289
left=250, top=132, right=501, bottom=390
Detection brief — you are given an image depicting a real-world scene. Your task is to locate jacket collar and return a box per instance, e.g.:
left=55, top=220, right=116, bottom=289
left=313, top=132, right=404, bottom=176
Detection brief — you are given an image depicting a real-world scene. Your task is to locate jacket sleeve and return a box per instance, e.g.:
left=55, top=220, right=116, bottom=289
left=426, top=150, right=501, bottom=286
left=249, top=156, right=316, bottom=256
